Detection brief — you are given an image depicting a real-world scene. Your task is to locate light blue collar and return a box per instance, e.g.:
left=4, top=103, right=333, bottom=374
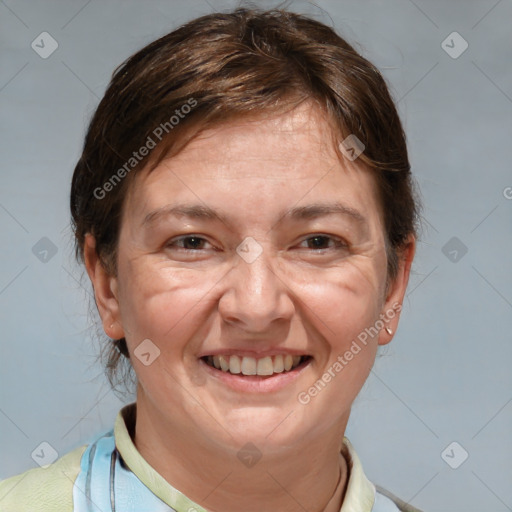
left=73, top=430, right=176, bottom=511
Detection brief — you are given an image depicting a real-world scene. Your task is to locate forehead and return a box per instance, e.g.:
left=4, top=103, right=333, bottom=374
left=168, top=102, right=341, bottom=177
left=124, top=102, right=382, bottom=228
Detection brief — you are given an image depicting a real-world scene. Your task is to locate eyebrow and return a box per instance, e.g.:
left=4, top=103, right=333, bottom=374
left=142, top=201, right=367, bottom=228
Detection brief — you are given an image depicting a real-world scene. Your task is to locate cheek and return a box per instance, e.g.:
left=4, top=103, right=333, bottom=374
left=117, top=262, right=220, bottom=350
left=296, top=260, right=383, bottom=404
left=299, top=260, right=383, bottom=336
left=296, top=270, right=381, bottom=425
left=117, top=252, right=384, bottom=348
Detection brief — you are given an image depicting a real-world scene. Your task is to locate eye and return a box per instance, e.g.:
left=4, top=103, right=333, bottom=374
left=166, top=235, right=211, bottom=251
left=165, top=234, right=347, bottom=253
left=298, top=235, right=348, bottom=251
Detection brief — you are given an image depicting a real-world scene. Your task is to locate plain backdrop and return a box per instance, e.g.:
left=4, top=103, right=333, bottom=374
left=1, top=1, right=511, bottom=511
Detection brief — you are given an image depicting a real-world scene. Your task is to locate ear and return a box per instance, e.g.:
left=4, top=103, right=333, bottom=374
left=378, top=235, right=416, bottom=345
left=83, top=233, right=125, bottom=340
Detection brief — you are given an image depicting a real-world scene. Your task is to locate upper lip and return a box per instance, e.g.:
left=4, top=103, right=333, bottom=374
left=198, top=348, right=311, bottom=358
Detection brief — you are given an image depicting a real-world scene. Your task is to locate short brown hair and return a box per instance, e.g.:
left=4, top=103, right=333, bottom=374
left=70, top=7, right=419, bottom=391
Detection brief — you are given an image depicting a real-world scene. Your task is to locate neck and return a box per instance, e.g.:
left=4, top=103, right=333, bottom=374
left=133, top=399, right=349, bottom=512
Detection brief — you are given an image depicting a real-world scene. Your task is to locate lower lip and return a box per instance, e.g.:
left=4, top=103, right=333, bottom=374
left=199, top=358, right=312, bottom=393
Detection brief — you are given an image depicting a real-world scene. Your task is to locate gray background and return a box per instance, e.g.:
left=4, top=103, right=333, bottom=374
left=1, top=0, right=511, bottom=510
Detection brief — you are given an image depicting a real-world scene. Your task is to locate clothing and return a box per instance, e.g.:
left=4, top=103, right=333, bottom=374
left=0, top=403, right=422, bottom=512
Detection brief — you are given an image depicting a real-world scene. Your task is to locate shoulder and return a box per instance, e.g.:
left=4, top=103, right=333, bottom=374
left=0, top=444, right=87, bottom=512
left=340, top=437, right=425, bottom=512
left=375, top=484, right=424, bottom=512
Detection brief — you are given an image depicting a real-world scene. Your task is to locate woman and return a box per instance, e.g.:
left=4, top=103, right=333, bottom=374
left=0, top=7, right=422, bottom=511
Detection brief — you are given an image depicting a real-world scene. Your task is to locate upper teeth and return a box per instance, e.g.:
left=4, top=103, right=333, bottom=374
left=208, top=355, right=303, bottom=376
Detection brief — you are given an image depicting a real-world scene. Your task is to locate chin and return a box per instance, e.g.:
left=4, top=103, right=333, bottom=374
left=216, top=407, right=307, bottom=447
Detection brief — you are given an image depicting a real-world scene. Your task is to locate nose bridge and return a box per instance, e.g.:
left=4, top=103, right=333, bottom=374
left=218, top=239, right=293, bottom=329
left=236, top=242, right=279, bottom=304
left=241, top=250, right=272, bottom=295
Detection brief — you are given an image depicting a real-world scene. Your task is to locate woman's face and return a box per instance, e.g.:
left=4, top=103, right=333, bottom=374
left=88, top=102, right=413, bottom=452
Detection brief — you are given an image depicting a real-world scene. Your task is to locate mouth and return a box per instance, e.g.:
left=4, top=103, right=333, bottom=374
left=201, top=354, right=312, bottom=378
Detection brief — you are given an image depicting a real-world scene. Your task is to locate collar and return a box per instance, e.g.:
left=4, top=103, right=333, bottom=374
left=114, top=403, right=376, bottom=512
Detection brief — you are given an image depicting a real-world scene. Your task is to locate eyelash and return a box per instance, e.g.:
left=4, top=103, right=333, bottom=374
left=166, top=234, right=348, bottom=252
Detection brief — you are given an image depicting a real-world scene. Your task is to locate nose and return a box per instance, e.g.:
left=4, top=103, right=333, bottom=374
left=218, top=245, right=295, bottom=332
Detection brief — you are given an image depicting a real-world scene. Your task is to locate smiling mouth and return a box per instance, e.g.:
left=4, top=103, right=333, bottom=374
left=201, top=354, right=311, bottom=377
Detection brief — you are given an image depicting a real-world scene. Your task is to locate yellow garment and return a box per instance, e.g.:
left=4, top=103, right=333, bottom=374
left=0, top=444, right=86, bottom=512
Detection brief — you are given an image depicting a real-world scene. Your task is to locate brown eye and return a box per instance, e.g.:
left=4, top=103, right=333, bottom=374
left=300, top=235, right=348, bottom=251
left=167, top=236, right=209, bottom=250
